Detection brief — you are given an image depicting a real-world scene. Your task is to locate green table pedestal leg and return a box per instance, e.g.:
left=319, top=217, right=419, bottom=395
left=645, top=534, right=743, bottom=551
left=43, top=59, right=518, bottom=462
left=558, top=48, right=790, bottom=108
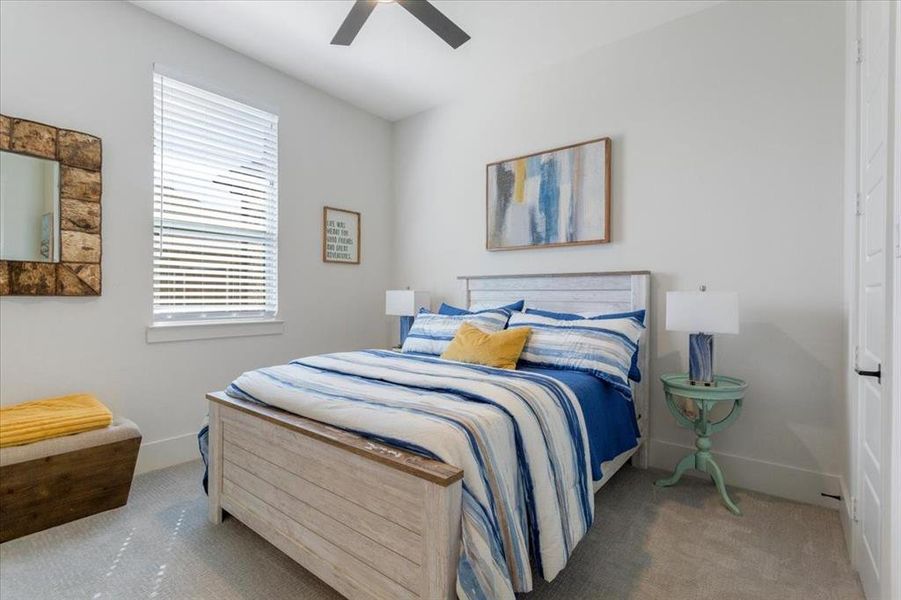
left=655, top=395, right=743, bottom=515
left=655, top=434, right=742, bottom=515
left=654, top=453, right=694, bottom=487
left=703, top=455, right=741, bottom=516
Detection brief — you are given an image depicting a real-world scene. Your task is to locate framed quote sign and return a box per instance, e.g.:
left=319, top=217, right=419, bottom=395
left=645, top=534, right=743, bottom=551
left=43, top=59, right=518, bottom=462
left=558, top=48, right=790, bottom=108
left=322, top=206, right=360, bottom=264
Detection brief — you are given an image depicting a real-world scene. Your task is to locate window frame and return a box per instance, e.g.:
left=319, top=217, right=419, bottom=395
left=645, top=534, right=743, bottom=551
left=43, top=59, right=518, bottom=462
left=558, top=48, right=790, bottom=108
left=151, top=68, right=280, bottom=328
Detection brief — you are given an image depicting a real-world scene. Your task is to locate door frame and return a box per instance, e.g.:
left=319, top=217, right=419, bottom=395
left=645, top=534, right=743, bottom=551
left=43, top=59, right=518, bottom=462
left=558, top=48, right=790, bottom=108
left=844, top=2, right=899, bottom=599
left=891, top=5, right=900, bottom=600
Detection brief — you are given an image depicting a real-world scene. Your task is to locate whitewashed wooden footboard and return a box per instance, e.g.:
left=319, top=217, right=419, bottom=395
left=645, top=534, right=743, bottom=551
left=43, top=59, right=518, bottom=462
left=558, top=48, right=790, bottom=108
left=207, top=393, right=463, bottom=600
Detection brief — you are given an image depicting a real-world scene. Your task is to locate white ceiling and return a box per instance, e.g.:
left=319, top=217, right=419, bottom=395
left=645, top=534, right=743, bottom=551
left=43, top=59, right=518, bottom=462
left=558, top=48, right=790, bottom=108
left=132, top=0, right=721, bottom=122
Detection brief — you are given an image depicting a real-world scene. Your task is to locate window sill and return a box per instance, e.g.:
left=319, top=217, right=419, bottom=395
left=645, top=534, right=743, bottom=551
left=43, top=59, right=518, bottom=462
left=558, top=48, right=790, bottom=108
left=146, top=319, right=284, bottom=344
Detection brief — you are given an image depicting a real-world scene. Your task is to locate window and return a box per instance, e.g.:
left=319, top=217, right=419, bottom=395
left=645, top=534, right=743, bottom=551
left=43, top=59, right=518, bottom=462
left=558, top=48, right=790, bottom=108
left=153, top=72, right=278, bottom=323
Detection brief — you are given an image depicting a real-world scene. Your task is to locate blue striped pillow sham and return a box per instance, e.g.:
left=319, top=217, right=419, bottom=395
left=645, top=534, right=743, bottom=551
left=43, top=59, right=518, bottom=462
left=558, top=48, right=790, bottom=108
left=507, top=312, right=645, bottom=397
left=401, top=309, right=512, bottom=356
left=524, top=307, right=645, bottom=382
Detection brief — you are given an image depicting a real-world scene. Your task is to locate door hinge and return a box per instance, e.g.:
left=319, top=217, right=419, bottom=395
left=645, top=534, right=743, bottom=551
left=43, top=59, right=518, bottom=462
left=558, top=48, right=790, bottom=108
left=851, top=496, right=859, bottom=522
left=856, top=38, right=863, bottom=64
left=855, top=193, right=863, bottom=216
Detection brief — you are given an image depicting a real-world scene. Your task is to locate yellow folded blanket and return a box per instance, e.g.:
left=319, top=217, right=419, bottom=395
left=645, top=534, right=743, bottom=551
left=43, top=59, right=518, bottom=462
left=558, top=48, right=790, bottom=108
left=0, top=394, right=112, bottom=448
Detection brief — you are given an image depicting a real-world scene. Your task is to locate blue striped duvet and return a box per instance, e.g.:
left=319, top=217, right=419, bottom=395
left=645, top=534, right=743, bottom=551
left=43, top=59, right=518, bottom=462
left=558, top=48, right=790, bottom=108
left=226, top=350, right=594, bottom=600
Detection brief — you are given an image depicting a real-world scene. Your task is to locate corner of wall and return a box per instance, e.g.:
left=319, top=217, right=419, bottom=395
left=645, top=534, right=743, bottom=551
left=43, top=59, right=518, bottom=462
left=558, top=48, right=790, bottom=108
left=135, top=432, right=199, bottom=475
left=840, top=0, right=859, bottom=534
left=839, top=475, right=854, bottom=557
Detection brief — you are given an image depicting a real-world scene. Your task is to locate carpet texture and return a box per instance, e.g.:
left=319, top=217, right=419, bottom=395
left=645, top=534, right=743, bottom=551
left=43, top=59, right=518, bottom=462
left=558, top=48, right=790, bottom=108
left=0, top=460, right=863, bottom=600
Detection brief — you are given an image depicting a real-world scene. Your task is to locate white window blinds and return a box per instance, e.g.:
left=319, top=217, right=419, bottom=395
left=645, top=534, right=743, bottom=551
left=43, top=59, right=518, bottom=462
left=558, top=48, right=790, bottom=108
left=153, top=72, right=278, bottom=322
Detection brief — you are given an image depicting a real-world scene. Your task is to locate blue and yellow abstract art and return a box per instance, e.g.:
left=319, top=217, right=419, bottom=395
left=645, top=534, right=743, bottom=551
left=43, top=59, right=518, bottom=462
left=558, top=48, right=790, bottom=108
left=486, top=137, right=610, bottom=250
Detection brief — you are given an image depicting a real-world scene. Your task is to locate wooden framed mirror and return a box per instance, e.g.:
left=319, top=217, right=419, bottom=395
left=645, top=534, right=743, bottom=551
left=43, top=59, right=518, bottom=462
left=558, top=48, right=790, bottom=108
left=0, top=115, right=102, bottom=296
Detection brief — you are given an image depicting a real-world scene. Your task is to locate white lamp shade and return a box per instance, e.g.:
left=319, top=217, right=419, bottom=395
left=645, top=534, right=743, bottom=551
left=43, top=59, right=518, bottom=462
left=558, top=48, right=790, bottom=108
left=386, top=290, right=430, bottom=316
left=666, top=291, right=739, bottom=334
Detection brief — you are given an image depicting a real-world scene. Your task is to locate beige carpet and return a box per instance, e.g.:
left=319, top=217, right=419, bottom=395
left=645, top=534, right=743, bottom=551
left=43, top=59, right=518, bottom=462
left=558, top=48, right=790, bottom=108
left=0, top=460, right=863, bottom=600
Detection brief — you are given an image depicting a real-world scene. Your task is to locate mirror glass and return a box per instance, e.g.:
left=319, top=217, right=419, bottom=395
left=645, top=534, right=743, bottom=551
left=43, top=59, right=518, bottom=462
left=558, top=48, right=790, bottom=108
left=0, top=150, right=60, bottom=263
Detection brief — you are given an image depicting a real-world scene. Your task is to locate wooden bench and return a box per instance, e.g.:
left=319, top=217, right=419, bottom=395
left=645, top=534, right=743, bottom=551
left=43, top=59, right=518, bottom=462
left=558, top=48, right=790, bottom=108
left=0, top=419, right=141, bottom=543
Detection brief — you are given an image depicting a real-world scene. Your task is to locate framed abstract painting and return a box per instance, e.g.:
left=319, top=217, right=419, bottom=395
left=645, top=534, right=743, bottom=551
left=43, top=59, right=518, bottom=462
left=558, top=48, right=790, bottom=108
left=486, top=137, right=610, bottom=251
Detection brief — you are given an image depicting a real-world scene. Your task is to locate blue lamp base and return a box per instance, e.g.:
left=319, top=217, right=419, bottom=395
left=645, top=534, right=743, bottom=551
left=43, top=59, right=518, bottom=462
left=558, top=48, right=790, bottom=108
left=399, top=316, right=414, bottom=347
left=689, top=333, right=715, bottom=386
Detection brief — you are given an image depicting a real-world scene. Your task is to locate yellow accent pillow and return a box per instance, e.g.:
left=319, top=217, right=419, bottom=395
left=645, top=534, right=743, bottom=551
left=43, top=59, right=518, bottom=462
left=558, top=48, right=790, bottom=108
left=0, top=393, right=112, bottom=448
left=440, top=322, right=532, bottom=370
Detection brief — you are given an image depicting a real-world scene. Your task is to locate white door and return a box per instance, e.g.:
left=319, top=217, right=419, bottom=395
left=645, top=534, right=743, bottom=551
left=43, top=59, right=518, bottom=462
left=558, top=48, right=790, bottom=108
left=855, top=2, right=893, bottom=599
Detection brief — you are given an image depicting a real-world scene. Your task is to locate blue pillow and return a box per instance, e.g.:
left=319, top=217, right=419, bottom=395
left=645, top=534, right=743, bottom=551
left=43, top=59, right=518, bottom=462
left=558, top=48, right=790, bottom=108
left=524, top=307, right=645, bottom=382
left=525, top=307, right=646, bottom=324
left=439, top=299, right=525, bottom=316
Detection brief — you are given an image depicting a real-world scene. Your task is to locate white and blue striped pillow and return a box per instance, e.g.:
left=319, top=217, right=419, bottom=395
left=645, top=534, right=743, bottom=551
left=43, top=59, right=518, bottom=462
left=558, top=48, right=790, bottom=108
left=401, top=309, right=511, bottom=356
left=507, top=311, right=644, bottom=397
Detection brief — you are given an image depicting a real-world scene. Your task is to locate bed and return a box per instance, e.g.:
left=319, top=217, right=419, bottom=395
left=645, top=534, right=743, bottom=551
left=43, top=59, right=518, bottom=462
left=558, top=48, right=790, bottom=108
left=205, top=271, right=650, bottom=600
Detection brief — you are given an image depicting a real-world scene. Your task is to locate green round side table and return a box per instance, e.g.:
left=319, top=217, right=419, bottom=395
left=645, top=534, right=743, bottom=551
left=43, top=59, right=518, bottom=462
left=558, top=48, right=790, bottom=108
left=655, top=373, right=748, bottom=515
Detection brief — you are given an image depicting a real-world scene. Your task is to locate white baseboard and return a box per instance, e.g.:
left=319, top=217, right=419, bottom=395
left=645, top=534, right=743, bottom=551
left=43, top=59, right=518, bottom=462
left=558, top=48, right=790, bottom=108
left=135, top=432, right=199, bottom=475
left=649, top=439, right=843, bottom=510
left=133, top=433, right=845, bottom=510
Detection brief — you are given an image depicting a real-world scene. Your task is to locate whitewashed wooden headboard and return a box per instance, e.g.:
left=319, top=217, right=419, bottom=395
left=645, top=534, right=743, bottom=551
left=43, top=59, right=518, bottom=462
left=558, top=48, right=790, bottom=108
left=458, top=271, right=651, bottom=468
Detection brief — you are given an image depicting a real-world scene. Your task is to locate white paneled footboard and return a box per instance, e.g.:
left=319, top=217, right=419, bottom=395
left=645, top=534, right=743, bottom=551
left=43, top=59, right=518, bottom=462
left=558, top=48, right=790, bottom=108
left=207, top=393, right=463, bottom=600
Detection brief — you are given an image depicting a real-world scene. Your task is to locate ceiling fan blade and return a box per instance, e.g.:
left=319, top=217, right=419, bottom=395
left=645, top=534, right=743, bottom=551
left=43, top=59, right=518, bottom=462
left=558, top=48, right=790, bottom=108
left=331, top=0, right=378, bottom=46
left=397, top=0, right=470, bottom=49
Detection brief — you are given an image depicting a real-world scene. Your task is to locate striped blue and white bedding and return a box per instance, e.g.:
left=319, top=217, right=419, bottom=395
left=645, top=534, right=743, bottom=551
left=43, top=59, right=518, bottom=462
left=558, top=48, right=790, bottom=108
left=226, top=350, right=593, bottom=600
left=400, top=309, right=511, bottom=355
left=508, top=312, right=644, bottom=398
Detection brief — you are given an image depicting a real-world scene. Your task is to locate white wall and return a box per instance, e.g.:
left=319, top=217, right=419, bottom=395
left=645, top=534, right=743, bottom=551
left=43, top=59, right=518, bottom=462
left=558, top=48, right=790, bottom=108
left=392, top=0, right=847, bottom=507
left=0, top=0, right=850, bottom=509
left=0, top=0, right=394, bottom=472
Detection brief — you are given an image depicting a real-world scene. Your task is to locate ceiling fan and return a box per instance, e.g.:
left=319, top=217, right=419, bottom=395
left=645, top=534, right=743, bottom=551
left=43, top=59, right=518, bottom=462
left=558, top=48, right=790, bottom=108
left=331, top=0, right=470, bottom=49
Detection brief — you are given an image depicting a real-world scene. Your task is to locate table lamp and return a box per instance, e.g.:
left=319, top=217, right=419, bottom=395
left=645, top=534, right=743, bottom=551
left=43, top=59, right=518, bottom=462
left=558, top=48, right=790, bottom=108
left=666, top=287, right=739, bottom=386
left=386, top=289, right=430, bottom=347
